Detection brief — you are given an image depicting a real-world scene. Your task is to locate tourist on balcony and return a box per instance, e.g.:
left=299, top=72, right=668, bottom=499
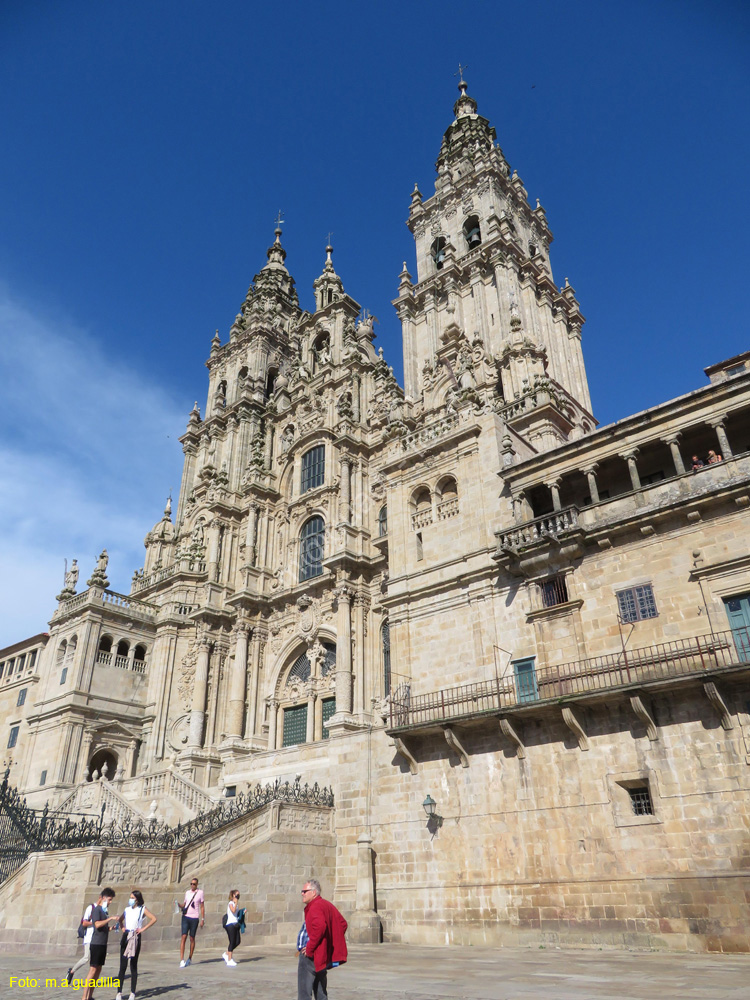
left=115, top=889, right=157, bottom=1000
left=178, top=876, right=205, bottom=967
left=691, top=455, right=705, bottom=470
left=222, top=889, right=242, bottom=966
left=707, top=449, right=723, bottom=464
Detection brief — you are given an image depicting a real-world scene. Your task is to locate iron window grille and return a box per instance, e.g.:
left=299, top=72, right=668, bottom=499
left=299, top=516, right=325, bottom=581
left=617, top=584, right=658, bottom=623
left=322, top=697, right=336, bottom=739
left=301, top=445, right=325, bottom=494
left=282, top=704, right=308, bottom=747
left=628, top=786, right=654, bottom=816
left=541, top=575, right=569, bottom=608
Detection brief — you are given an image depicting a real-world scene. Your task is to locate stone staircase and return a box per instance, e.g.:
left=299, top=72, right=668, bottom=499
left=0, top=797, right=337, bottom=956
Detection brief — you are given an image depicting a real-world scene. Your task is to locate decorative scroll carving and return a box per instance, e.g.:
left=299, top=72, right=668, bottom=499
left=392, top=737, right=418, bottom=775
left=630, top=694, right=659, bottom=741
left=443, top=726, right=470, bottom=767
left=499, top=717, right=526, bottom=758
left=703, top=682, right=734, bottom=731
left=562, top=706, right=589, bottom=751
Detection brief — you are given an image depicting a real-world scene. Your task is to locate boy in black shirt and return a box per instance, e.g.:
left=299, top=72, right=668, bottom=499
left=83, top=888, right=118, bottom=1000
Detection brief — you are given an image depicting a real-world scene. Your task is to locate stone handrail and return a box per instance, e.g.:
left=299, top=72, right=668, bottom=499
left=138, top=768, right=218, bottom=815
left=54, top=777, right=147, bottom=826
left=398, top=412, right=460, bottom=454
left=131, top=562, right=178, bottom=593
left=411, top=509, right=433, bottom=530
left=57, top=588, right=157, bottom=622
left=496, top=505, right=579, bottom=552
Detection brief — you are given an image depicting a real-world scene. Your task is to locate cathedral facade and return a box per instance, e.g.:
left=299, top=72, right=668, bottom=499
left=3, top=82, right=750, bottom=951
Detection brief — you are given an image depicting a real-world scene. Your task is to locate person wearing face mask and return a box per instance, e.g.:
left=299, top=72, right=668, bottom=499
left=82, top=888, right=118, bottom=1000
left=115, top=889, right=157, bottom=1000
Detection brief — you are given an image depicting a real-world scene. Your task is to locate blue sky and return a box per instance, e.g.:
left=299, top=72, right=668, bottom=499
left=1, top=0, right=748, bottom=645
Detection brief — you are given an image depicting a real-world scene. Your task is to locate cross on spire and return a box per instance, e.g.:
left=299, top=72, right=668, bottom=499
left=274, top=209, right=285, bottom=230
left=455, top=63, right=468, bottom=84
left=327, top=231, right=334, bottom=248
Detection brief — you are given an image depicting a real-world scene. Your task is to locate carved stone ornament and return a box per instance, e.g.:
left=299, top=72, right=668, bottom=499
left=178, top=646, right=198, bottom=710
left=296, top=595, right=321, bottom=641
left=167, top=713, right=191, bottom=753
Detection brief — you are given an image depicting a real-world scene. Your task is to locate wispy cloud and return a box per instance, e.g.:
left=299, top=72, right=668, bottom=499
left=0, top=285, right=187, bottom=647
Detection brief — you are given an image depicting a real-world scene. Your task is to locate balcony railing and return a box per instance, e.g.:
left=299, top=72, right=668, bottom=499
left=496, top=506, right=579, bottom=553
left=388, top=628, right=750, bottom=730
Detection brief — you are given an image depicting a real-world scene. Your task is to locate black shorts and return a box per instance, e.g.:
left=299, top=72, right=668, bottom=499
left=181, top=915, right=199, bottom=938
left=89, top=943, right=107, bottom=967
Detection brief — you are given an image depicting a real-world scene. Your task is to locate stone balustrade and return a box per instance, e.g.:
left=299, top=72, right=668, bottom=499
left=497, top=506, right=579, bottom=553
left=398, top=412, right=460, bottom=454
left=411, top=508, right=433, bottom=530
left=437, top=496, right=459, bottom=519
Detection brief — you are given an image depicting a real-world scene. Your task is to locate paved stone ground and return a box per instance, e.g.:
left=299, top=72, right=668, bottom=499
left=3, top=943, right=750, bottom=999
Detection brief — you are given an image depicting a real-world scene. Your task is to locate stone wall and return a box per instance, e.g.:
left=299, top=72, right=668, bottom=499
left=0, top=800, right=335, bottom=956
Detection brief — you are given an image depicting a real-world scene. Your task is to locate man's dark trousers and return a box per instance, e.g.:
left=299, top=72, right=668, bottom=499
left=297, top=952, right=328, bottom=1000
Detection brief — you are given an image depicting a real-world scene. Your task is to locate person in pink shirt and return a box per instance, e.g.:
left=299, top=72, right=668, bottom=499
left=178, top=876, right=205, bottom=967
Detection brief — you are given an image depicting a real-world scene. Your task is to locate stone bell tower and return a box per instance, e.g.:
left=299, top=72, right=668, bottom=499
left=394, top=78, right=595, bottom=450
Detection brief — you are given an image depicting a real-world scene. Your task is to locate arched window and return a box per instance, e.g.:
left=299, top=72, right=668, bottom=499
left=56, top=640, right=67, bottom=664
left=288, top=651, right=311, bottom=684
left=116, top=640, right=130, bottom=657
left=431, top=236, right=447, bottom=271
left=265, top=367, right=278, bottom=398
left=382, top=620, right=391, bottom=696
left=134, top=644, right=147, bottom=663
left=411, top=487, right=432, bottom=529
left=378, top=505, right=388, bottom=536
left=463, top=215, right=481, bottom=249
left=299, top=516, right=325, bottom=581
left=437, top=477, right=459, bottom=519
left=98, top=635, right=112, bottom=653
left=301, top=445, right=325, bottom=494
left=321, top=641, right=336, bottom=676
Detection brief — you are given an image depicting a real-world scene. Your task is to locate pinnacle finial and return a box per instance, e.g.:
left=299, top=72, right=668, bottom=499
left=273, top=210, right=285, bottom=242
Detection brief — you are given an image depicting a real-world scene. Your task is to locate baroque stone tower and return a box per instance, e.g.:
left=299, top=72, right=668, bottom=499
left=394, top=79, right=594, bottom=454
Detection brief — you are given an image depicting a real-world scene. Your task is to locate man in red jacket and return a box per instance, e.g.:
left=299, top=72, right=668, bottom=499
left=298, top=879, right=347, bottom=1000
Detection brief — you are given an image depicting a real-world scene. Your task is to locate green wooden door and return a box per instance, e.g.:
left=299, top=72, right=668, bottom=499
left=724, top=594, right=750, bottom=660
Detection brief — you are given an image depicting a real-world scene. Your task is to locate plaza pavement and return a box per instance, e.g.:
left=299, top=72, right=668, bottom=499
left=2, top=943, right=750, bottom=999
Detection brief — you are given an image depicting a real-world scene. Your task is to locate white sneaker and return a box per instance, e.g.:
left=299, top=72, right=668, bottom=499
left=227, top=959, right=237, bottom=967
left=179, top=960, right=186, bottom=968
left=115, top=994, right=123, bottom=1000
left=222, top=952, right=229, bottom=964
left=129, top=994, right=136, bottom=1000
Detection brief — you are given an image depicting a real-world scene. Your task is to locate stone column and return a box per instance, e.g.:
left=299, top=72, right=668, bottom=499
left=352, top=375, right=361, bottom=422
left=276, top=703, right=284, bottom=749
left=664, top=434, right=686, bottom=475
left=583, top=464, right=600, bottom=504
left=207, top=518, right=221, bottom=582
left=267, top=697, right=278, bottom=750
left=245, top=503, right=259, bottom=568
left=623, top=449, right=641, bottom=491
left=335, top=585, right=354, bottom=715
left=79, top=730, right=93, bottom=781
left=340, top=456, right=352, bottom=524
left=188, top=638, right=211, bottom=747
left=227, top=624, right=249, bottom=739
left=246, top=632, right=262, bottom=739
left=354, top=595, right=366, bottom=714
left=709, top=418, right=733, bottom=459
left=264, top=422, right=274, bottom=468
left=306, top=694, right=315, bottom=743
left=126, top=739, right=138, bottom=778
left=548, top=479, right=562, bottom=512
left=348, top=832, right=382, bottom=943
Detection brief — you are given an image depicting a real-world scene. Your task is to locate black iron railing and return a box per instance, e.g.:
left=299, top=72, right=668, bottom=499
left=388, top=628, right=750, bottom=730
left=0, top=773, right=333, bottom=885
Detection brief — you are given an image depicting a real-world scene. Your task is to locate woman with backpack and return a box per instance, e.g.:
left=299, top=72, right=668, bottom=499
left=115, top=888, right=157, bottom=1000
left=222, top=889, right=242, bottom=966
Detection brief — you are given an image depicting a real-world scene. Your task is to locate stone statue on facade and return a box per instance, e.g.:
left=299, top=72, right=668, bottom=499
left=56, top=558, right=79, bottom=601
left=87, top=550, right=109, bottom=589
